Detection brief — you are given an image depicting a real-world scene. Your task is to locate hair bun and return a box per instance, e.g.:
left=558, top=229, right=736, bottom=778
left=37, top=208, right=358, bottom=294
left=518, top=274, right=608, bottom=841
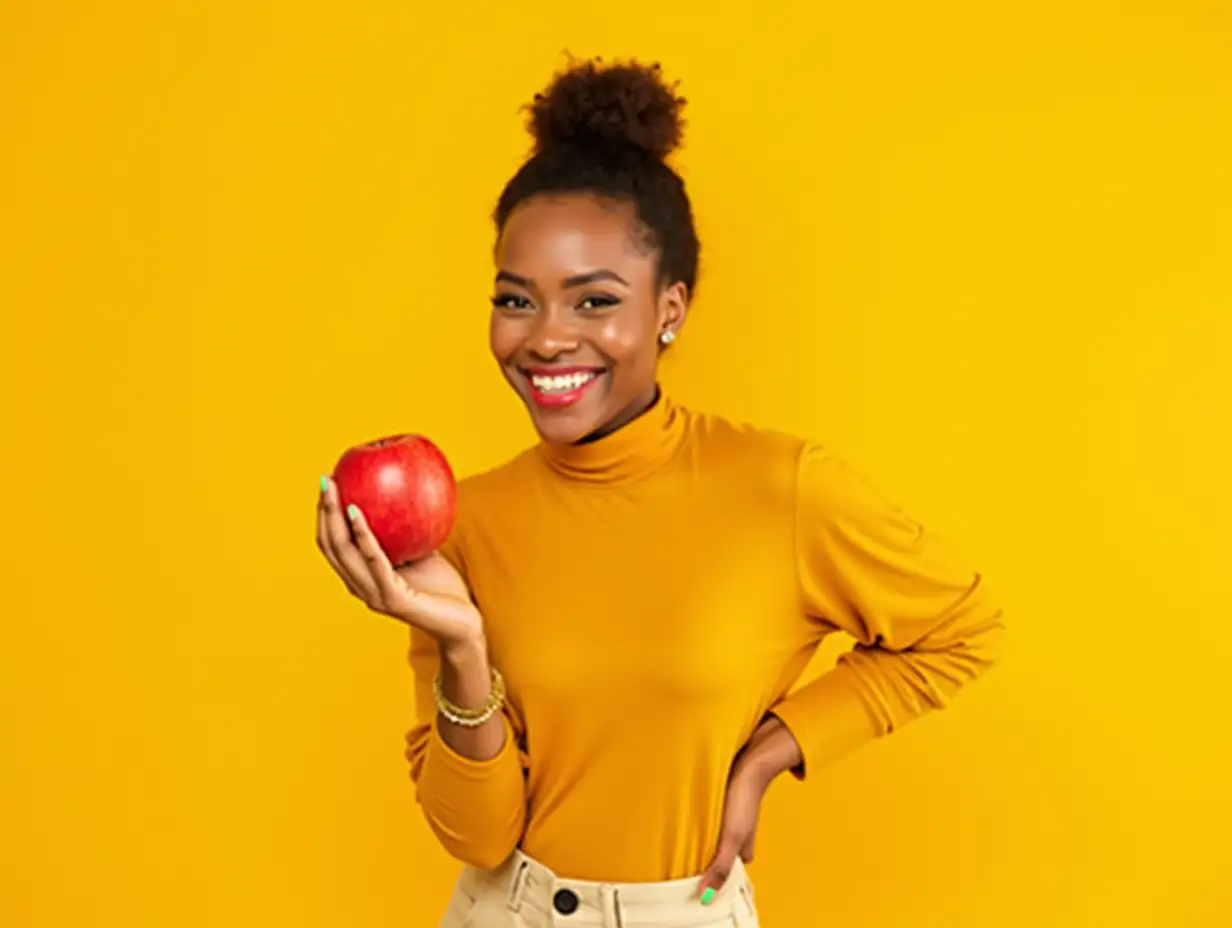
left=527, top=58, right=686, bottom=160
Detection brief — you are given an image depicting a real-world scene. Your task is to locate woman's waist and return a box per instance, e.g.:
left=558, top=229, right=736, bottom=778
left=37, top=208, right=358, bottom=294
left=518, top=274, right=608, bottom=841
left=511, top=704, right=774, bottom=879
left=518, top=775, right=731, bottom=881
left=458, top=847, right=758, bottom=927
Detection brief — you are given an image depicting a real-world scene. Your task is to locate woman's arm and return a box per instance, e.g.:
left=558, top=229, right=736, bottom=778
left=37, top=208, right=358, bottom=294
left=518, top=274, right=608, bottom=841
left=436, top=634, right=506, bottom=761
left=317, top=477, right=528, bottom=868
left=768, top=443, right=1006, bottom=779
left=406, top=627, right=527, bottom=869
left=401, top=534, right=527, bottom=870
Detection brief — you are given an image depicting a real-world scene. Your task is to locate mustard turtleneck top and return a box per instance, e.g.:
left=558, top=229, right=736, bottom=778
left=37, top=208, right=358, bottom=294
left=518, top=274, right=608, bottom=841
left=405, top=394, right=1004, bottom=881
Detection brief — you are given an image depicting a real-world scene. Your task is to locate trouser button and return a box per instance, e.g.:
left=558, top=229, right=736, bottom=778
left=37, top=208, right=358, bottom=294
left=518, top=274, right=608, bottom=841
left=553, top=888, right=579, bottom=915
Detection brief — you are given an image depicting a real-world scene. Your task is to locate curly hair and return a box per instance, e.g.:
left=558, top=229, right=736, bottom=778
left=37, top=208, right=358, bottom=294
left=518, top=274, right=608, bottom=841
left=494, top=58, right=700, bottom=297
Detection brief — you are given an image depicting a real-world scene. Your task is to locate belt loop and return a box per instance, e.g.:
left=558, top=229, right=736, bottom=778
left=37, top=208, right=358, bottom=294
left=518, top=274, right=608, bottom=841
left=507, top=858, right=529, bottom=913
left=598, top=885, right=623, bottom=928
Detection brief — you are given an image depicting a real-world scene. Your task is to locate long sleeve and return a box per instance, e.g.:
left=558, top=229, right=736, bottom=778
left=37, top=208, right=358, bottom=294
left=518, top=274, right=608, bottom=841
left=769, top=443, right=1006, bottom=777
left=403, top=528, right=528, bottom=869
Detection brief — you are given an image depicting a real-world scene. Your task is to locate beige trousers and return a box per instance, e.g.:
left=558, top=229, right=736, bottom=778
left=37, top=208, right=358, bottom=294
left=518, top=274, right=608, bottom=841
left=440, top=850, right=760, bottom=927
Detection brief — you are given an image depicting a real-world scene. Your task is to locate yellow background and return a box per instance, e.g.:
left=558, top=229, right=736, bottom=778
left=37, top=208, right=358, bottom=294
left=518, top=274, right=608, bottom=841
left=2, top=1, right=1229, bottom=925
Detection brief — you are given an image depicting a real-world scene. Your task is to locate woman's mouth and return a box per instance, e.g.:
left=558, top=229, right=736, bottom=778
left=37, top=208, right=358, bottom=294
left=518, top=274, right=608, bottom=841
left=521, top=367, right=605, bottom=408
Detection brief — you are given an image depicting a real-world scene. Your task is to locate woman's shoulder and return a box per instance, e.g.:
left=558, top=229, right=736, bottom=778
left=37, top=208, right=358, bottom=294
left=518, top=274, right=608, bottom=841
left=679, top=406, right=889, bottom=519
left=674, top=404, right=818, bottom=507
left=680, top=404, right=811, bottom=464
left=452, top=446, right=540, bottom=509
left=433, top=448, right=539, bottom=570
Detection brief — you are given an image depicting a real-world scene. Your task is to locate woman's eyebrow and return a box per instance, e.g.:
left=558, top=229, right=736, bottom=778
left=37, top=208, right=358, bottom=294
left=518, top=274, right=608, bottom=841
left=494, top=269, right=630, bottom=289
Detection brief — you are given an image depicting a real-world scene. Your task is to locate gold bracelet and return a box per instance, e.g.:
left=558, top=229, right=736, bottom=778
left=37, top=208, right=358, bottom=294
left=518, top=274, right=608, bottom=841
left=433, top=665, right=506, bottom=728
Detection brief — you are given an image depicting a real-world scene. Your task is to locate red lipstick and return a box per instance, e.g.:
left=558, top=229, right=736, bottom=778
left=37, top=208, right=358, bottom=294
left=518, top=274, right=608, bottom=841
left=521, top=366, right=605, bottom=409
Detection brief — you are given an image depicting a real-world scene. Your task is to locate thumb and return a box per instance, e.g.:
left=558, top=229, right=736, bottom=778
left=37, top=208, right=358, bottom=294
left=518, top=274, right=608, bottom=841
left=698, top=832, right=742, bottom=905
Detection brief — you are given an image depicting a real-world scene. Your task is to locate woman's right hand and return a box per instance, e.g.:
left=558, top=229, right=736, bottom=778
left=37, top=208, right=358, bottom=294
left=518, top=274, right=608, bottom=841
left=316, top=476, right=484, bottom=653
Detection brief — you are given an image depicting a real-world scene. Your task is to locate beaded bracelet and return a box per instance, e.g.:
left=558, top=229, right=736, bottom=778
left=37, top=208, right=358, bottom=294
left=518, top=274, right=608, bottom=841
left=433, top=666, right=506, bottom=728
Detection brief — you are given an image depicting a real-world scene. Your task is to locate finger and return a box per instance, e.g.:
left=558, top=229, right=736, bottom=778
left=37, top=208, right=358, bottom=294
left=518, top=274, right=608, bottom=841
left=698, top=833, right=742, bottom=904
left=345, top=503, right=404, bottom=606
left=317, top=477, right=359, bottom=595
left=321, top=482, right=379, bottom=600
left=319, top=482, right=371, bottom=599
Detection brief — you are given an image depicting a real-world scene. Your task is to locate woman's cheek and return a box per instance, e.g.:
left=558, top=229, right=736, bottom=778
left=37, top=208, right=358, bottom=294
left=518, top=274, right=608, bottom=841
left=594, top=315, right=651, bottom=359
left=488, top=314, right=522, bottom=361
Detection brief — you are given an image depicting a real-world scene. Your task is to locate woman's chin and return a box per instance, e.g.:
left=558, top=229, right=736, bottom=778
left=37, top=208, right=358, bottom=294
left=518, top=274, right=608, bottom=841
left=522, top=400, right=605, bottom=445
left=528, top=412, right=595, bottom=445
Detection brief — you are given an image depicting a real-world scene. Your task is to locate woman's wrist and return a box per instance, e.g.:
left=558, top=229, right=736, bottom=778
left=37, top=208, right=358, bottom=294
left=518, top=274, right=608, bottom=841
left=734, top=716, right=804, bottom=788
left=433, top=633, right=507, bottom=760
left=437, top=634, right=492, bottom=709
left=440, top=629, right=488, bottom=668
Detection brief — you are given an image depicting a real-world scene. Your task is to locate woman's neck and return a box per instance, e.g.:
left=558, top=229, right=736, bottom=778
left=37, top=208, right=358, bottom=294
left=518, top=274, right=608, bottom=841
left=535, top=386, right=683, bottom=486
left=575, top=384, right=661, bottom=445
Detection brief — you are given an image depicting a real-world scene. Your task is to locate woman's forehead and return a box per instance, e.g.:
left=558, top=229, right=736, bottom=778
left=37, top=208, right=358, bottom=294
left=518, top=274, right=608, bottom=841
left=496, top=195, right=653, bottom=278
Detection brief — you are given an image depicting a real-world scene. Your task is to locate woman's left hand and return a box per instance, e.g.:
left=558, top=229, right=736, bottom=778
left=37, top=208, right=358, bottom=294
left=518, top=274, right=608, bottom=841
left=698, top=716, right=803, bottom=902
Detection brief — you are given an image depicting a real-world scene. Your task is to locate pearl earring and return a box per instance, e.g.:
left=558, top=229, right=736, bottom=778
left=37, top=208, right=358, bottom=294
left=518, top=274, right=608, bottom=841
left=659, top=330, right=676, bottom=346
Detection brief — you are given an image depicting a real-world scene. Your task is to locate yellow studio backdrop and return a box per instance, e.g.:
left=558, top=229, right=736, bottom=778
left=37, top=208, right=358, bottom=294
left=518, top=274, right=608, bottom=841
left=1, top=2, right=1229, bottom=926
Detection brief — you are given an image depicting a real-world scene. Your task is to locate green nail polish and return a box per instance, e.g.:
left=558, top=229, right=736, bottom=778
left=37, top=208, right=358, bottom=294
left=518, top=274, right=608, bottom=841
left=346, top=504, right=360, bottom=521
left=700, top=887, right=716, bottom=906
left=319, top=475, right=328, bottom=493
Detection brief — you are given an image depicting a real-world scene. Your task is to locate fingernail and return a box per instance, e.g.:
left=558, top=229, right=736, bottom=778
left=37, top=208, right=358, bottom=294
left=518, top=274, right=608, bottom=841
left=319, top=475, right=329, bottom=493
left=346, top=504, right=360, bottom=522
left=700, top=887, right=716, bottom=906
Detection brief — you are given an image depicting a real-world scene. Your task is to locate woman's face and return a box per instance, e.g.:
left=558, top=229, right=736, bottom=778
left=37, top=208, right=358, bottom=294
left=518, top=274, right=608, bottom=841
left=489, top=193, right=688, bottom=445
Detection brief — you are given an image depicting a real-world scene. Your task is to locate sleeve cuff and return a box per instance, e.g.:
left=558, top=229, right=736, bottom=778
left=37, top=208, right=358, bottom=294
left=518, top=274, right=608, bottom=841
left=770, top=666, right=881, bottom=780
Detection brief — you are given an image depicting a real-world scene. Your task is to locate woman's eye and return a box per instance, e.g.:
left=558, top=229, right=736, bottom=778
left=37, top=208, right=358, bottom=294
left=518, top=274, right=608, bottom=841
left=491, top=294, right=532, bottom=310
left=578, top=295, right=621, bottom=310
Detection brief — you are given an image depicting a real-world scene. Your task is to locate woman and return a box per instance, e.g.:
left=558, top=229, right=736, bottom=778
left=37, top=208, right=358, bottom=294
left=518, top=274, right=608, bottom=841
left=316, top=59, right=1004, bottom=928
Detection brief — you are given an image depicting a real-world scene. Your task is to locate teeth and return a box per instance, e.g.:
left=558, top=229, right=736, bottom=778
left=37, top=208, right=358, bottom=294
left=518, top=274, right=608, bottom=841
left=530, top=371, right=597, bottom=394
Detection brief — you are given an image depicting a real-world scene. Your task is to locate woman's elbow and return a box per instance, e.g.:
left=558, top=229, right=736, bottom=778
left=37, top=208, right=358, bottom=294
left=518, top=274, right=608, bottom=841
left=431, top=823, right=518, bottom=870
left=974, top=605, right=1007, bottom=667
left=948, top=605, right=1006, bottom=687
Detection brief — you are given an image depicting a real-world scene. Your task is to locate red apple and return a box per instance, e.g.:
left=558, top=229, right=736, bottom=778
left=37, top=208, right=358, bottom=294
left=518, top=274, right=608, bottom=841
left=331, top=434, right=457, bottom=564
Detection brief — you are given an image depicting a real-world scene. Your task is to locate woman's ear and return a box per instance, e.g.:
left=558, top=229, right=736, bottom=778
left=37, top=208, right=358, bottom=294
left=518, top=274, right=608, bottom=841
left=657, top=280, right=689, bottom=341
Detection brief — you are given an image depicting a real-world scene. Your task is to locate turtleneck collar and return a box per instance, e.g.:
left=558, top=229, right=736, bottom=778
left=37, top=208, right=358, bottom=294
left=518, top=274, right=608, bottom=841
left=535, top=389, right=687, bottom=486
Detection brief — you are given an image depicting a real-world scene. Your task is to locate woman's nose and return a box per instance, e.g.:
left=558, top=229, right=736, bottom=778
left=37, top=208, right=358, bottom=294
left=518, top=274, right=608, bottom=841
left=525, top=312, right=580, bottom=358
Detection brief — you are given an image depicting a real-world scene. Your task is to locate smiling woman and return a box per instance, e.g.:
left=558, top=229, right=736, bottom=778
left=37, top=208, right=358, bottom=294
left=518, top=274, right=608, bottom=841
left=315, top=57, right=1005, bottom=928
left=486, top=60, right=696, bottom=445
left=489, top=195, right=682, bottom=436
